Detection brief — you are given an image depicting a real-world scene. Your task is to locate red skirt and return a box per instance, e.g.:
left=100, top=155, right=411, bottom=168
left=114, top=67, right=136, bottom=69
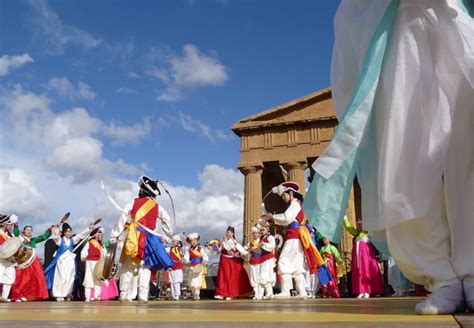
left=10, top=256, right=49, bottom=301
left=215, top=256, right=252, bottom=297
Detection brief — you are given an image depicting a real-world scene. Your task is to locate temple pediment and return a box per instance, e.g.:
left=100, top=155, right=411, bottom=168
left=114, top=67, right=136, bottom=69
left=231, top=88, right=335, bottom=134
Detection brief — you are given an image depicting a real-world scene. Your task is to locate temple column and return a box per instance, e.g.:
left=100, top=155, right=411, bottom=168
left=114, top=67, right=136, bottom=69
left=282, top=161, right=308, bottom=195
left=238, top=164, right=263, bottom=243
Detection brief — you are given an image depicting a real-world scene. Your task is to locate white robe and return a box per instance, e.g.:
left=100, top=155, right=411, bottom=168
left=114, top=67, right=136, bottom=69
left=329, top=0, right=474, bottom=290
left=273, top=199, right=306, bottom=276
left=51, top=227, right=90, bottom=298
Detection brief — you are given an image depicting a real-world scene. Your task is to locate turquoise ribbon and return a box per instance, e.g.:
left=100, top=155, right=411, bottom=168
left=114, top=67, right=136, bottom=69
left=304, top=0, right=400, bottom=243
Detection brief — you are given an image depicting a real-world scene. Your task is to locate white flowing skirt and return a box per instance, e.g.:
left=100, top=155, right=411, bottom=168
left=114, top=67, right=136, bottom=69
left=332, top=0, right=474, bottom=232
left=52, top=251, right=76, bottom=298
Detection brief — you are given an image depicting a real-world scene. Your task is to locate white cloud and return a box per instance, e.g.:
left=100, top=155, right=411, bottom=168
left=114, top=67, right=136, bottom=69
left=0, top=167, right=48, bottom=218
left=44, top=77, right=96, bottom=101
left=178, top=112, right=234, bottom=143
left=103, top=118, right=151, bottom=145
left=1, top=85, right=149, bottom=183
left=199, top=164, right=242, bottom=197
left=46, top=137, right=105, bottom=183
left=44, top=107, right=102, bottom=146
left=155, top=87, right=182, bottom=102
left=115, top=87, right=138, bottom=95
left=148, top=67, right=171, bottom=84
left=27, top=0, right=103, bottom=54
left=150, top=44, right=229, bottom=102
left=0, top=54, right=34, bottom=77
left=179, top=112, right=214, bottom=142
left=3, top=85, right=52, bottom=147
left=128, top=72, right=140, bottom=79
left=216, top=130, right=234, bottom=141
left=170, top=44, right=228, bottom=87
left=166, top=164, right=244, bottom=242
left=77, top=81, right=96, bottom=100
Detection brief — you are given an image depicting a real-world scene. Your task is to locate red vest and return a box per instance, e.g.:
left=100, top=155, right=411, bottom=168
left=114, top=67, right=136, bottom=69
left=259, top=234, right=275, bottom=262
left=131, top=197, right=158, bottom=230
left=286, top=200, right=305, bottom=240
left=295, top=202, right=305, bottom=224
left=0, top=230, right=11, bottom=245
left=86, top=240, right=103, bottom=261
left=169, top=246, right=184, bottom=271
left=189, top=246, right=203, bottom=266
left=131, top=197, right=158, bottom=259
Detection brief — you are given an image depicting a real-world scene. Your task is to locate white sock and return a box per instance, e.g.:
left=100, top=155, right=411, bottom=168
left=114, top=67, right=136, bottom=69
left=463, top=279, right=474, bottom=311
left=416, top=282, right=465, bottom=315
left=84, top=288, right=91, bottom=301
left=279, top=275, right=292, bottom=295
left=1, top=284, right=12, bottom=300
left=265, top=284, right=273, bottom=297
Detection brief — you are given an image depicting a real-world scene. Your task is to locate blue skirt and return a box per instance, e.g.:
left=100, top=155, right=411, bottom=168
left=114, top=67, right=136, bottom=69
left=317, top=265, right=332, bottom=286
left=143, top=231, right=174, bottom=270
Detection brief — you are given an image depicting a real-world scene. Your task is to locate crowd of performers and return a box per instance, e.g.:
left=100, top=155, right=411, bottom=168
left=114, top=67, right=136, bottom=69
left=0, top=177, right=414, bottom=303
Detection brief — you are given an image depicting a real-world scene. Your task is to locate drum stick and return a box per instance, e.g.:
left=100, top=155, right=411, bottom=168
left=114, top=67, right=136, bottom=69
left=72, top=218, right=102, bottom=253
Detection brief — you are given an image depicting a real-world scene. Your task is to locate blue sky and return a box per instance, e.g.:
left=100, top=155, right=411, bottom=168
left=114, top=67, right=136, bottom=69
left=0, top=0, right=339, bottom=242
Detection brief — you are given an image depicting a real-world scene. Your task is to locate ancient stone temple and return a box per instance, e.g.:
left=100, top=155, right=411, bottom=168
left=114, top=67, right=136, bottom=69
left=231, top=88, right=359, bottom=256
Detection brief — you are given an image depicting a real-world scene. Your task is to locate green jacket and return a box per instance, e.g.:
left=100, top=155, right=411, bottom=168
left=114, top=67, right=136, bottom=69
left=14, top=226, right=52, bottom=249
left=343, top=217, right=369, bottom=242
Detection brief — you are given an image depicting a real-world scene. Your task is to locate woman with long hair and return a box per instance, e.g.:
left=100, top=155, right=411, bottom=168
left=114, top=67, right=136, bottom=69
left=214, top=226, right=252, bottom=300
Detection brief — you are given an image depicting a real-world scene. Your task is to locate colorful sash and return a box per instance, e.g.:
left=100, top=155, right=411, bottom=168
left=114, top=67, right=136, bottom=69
left=189, top=247, right=203, bottom=266
left=87, top=239, right=103, bottom=261
left=123, top=198, right=156, bottom=264
left=299, top=225, right=325, bottom=270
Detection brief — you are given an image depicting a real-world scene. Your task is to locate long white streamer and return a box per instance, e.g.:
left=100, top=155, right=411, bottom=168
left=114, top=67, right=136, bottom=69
left=100, top=181, right=128, bottom=216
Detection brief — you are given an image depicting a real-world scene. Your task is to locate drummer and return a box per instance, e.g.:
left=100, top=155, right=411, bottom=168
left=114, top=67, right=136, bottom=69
left=0, top=214, right=18, bottom=302
left=183, top=233, right=208, bottom=300
left=110, top=176, right=174, bottom=304
left=81, top=226, right=106, bottom=302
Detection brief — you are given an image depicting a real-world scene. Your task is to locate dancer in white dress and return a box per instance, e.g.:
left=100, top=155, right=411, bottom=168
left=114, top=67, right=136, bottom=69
left=305, top=0, right=474, bottom=314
